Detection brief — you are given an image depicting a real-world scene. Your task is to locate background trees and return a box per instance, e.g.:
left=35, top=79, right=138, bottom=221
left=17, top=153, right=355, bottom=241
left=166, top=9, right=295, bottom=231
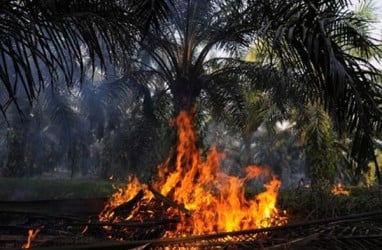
left=262, top=0, right=382, bottom=183
left=0, top=0, right=381, bottom=186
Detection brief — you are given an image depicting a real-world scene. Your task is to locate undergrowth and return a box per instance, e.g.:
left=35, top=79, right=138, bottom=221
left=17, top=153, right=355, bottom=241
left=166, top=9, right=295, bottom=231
left=279, top=186, right=382, bottom=221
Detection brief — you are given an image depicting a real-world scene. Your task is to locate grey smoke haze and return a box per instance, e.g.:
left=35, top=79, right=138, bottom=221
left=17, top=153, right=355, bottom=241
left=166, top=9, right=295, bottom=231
left=202, top=121, right=307, bottom=188
left=0, top=23, right=307, bottom=186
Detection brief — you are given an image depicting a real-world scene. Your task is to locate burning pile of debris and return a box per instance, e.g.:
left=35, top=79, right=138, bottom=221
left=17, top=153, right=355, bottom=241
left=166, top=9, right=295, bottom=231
left=98, top=111, right=287, bottom=239
left=1, top=202, right=382, bottom=249
left=1, top=111, right=382, bottom=249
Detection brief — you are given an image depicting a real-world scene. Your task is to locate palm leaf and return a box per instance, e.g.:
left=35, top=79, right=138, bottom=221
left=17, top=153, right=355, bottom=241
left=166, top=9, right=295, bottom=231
left=0, top=0, right=174, bottom=115
left=261, top=0, right=382, bottom=175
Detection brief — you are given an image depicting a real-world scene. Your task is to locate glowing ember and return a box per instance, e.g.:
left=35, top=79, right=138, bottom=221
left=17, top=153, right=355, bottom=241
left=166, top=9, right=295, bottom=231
left=21, top=226, right=43, bottom=249
left=99, top=111, right=287, bottom=237
left=331, top=182, right=350, bottom=196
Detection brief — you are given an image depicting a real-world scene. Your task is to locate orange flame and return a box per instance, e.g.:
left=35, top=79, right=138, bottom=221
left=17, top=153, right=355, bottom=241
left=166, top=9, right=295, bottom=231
left=331, top=182, right=349, bottom=196
left=22, top=226, right=43, bottom=249
left=100, top=176, right=150, bottom=222
left=100, top=111, right=287, bottom=236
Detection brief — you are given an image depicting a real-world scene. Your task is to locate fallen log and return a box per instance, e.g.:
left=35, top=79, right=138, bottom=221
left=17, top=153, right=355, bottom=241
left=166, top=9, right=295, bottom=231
left=147, top=185, right=190, bottom=216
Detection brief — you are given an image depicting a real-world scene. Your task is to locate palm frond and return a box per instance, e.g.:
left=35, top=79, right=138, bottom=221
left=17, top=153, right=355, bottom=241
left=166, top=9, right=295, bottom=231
left=0, top=0, right=174, bottom=115
left=131, top=0, right=174, bottom=33
left=262, top=0, right=382, bottom=173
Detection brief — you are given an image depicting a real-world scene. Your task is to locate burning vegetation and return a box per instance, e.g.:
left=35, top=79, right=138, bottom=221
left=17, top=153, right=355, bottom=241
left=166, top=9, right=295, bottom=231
left=99, top=111, right=287, bottom=238
left=331, top=182, right=350, bottom=196
left=4, top=113, right=382, bottom=248
left=21, top=226, right=43, bottom=249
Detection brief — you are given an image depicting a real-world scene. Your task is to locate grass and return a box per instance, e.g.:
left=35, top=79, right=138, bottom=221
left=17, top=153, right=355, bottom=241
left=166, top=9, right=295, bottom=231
left=279, top=185, right=382, bottom=221
left=0, top=177, right=123, bottom=200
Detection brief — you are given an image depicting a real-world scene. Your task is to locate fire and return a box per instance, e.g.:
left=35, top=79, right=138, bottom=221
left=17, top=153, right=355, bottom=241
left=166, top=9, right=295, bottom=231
left=331, top=182, right=350, bottom=196
left=99, top=111, right=287, bottom=237
left=100, top=176, right=152, bottom=222
left=22, top=226, right=43, bottom=249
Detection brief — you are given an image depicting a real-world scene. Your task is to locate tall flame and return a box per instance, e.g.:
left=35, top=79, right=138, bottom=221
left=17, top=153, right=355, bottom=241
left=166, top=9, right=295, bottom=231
left=22, top=227, right=43, bottom=249
left=100, top=111, right=286, bottom=236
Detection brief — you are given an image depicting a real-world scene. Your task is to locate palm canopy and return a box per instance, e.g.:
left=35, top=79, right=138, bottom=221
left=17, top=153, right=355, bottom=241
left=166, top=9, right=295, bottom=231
left=256, top=0, right=382, bottom=174
left=132, top=0, right=259, bottom=121
left=0, top=0, right=381, bottom=177
left=0, top=0, right=172, bottom=115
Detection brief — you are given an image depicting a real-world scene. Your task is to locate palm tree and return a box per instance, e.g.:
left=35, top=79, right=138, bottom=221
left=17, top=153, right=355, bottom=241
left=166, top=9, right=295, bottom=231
left=1, top=0, right=381, bottom=183
left=0, top=0, right=176, bottom=177
left=241, top=0, right=382, bottom=185
left=132, top=1, right=255, bottom=119
left=0, top=0, right=173, bottom=116
left=252, top=0, right=382, bottom=183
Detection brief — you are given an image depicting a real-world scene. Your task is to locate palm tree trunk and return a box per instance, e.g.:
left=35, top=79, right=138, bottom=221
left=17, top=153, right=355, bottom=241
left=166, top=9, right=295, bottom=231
left=372, top=154, right=381, bottom=185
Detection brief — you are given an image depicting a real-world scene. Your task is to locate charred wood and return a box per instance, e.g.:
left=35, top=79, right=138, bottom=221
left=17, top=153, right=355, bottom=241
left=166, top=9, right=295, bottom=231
left=108, top=190, right=144, bottom=219
left=148, top=185, right=190, bottom=216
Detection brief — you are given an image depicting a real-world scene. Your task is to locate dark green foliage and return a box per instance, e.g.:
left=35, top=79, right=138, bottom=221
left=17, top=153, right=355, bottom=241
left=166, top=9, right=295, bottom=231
left=260, top=0, right=382, bottom=178
left=280, top=186, right=382, bottom=221
left=0, top=0, right=381, bottom=183
left=0, top=0, right=173, bottom=114
left=302, top=104, right=339, bottom=187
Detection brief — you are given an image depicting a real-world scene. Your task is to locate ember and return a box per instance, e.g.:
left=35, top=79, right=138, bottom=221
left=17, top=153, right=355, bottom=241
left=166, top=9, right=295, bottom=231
left=99, top=111, right=287, bottom=238
left=21, top=226, right=43, bottom=249
left=331, top=182, right=350, bottom=196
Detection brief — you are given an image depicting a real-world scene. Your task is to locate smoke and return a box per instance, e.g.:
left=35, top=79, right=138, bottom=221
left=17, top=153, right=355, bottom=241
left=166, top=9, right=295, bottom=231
left=202, top=120, right=307, bottom=188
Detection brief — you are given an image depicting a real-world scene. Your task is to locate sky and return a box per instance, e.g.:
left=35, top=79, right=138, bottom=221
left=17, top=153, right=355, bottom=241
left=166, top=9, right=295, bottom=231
left=351, top=0, right=382, bottom=68
left=368, top=0, right=382, bottom=68
left=348, top=0, right=382, bottom=37
left=371, top=1, right=382, bottom=38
